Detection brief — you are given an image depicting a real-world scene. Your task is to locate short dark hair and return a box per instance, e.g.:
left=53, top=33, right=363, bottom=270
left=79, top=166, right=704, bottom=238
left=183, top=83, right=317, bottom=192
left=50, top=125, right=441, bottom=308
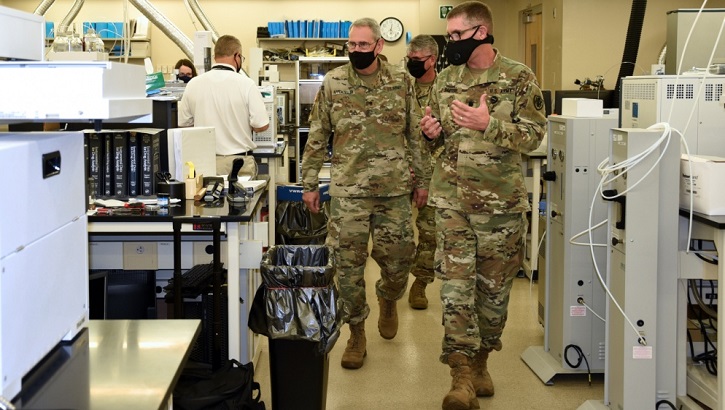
left=448, top=1, right=494, bottom=35
left=174, top=58, right=197, bottom=77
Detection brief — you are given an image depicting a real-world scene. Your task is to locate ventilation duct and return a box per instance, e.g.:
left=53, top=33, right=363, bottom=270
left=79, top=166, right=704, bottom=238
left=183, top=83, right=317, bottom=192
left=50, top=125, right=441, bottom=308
left=130, top=0, right=194, bottom=59
left=33, top=0, right=55, bottom=15
left=58, top=0, right=84, bottom=31
left=612, top=0, right=647, bottom=108
left=185, top=0, right=219, bottom=43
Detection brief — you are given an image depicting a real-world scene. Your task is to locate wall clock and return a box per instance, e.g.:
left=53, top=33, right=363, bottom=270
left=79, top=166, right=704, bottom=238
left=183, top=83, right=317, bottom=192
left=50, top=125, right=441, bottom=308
left=380, top=17, right=404, bottom=42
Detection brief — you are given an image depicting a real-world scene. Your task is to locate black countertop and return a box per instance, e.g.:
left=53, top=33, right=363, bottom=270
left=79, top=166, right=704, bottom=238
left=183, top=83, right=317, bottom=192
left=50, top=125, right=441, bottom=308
left=680, top=208, right=725, bottom=230
left=88, top=188, right=266, bottom=224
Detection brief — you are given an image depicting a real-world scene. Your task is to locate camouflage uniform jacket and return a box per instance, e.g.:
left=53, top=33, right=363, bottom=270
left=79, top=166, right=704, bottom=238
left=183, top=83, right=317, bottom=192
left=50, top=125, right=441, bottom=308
left=302, top=59, right=431, bottom=197
left=426, top=50, right=546, bottom=214
left=414, top=80, right=444, bottom=164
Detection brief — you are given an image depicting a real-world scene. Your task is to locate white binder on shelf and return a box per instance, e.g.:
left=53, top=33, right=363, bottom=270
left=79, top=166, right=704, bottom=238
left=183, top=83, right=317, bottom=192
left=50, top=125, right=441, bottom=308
left=167, top=127, right=217, bottom=181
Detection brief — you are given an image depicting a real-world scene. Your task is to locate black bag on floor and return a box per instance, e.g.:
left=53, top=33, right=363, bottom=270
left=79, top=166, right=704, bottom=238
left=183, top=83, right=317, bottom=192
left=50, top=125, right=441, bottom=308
left=173, top=359, right=265, bottom=410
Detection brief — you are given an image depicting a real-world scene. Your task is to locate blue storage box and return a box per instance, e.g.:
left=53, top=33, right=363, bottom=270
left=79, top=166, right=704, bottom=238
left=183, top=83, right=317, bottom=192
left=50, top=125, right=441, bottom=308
left=95, top=22, right=108, bottom=38
left=45, top=22, right=54, bottom=38
left=277, top=183, right=330, bottom=202
left=109, top=22, right=124, bottom=38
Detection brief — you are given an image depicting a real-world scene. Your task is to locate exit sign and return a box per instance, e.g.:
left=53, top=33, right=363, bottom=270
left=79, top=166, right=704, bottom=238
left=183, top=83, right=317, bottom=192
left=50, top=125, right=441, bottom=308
left=440, top=5, right=453, bottom=19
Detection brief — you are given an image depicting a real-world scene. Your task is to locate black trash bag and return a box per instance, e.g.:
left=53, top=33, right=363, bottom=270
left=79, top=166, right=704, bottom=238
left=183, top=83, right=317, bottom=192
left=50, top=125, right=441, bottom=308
left=262, top=244, right=335, bottom=287
left=173, top=359, right=265, bottom=410
left=248, top=245, right=347, bottom=355
left=275, top=200, right=329, bottom=245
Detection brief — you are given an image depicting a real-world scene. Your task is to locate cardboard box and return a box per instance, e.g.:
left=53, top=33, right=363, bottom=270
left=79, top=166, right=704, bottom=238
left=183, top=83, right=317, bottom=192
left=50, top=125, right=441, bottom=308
left=561, top=98, right=603, bottom=117
left=680, top=154, right=725, bottom=215
left=277, top=183, right=330, bottom=202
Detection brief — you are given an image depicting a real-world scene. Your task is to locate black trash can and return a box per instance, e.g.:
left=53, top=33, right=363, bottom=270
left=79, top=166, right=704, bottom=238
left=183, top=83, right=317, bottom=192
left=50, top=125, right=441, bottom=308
left=249, top=245, right=344, bottom=410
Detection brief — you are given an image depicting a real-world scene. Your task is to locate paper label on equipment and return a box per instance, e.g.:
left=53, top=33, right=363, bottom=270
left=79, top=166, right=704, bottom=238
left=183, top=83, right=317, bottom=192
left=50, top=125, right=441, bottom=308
left=570, top=306, right=587, bottom=317
left=633, top=346, right=653, bottom=359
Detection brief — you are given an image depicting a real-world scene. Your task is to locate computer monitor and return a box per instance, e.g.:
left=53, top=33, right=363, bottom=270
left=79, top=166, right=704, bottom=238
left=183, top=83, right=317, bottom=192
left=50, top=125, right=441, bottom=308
left=553, top=89, right=615, bottom=115
left=541, top=90, right=552, bottom=117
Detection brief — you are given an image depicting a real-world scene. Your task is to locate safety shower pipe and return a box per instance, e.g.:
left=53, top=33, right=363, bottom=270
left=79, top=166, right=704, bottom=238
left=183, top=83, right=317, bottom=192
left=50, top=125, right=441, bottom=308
left=130, top=0, right=194, bottom=60
left=33, top=0, right=55, bottom=15
left=59, top=0, right=84, bottom=31
left=185, top=0, right=219, bottom=43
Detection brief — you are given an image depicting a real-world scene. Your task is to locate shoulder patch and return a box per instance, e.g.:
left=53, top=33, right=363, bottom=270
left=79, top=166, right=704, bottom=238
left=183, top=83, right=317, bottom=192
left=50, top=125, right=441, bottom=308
left=534, top=95, right=544, bottom=111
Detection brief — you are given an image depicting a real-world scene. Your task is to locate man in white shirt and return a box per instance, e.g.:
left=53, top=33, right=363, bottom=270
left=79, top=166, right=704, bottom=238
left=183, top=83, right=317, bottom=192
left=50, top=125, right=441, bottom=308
left=179, top=34, right=269, bottom=177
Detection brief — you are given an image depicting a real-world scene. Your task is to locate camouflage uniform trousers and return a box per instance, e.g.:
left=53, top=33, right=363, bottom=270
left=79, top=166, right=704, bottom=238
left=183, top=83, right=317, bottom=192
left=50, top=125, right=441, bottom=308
left=435, top=208, right=527, bottom=363
left=326, top=195, right=415, bottom=325
left=410, top=204, right=436, bottom=283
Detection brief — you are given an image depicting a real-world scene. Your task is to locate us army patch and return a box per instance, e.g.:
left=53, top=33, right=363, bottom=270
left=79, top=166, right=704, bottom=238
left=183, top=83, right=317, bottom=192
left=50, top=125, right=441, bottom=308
left=534, top=95, right=544, bottom=111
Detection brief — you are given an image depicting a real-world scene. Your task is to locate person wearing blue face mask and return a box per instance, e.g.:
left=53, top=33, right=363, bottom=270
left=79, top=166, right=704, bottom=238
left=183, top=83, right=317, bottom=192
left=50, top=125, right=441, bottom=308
left=174, top=58, right=197, bottom=83
left=404, top=34, right=439, bottom=312
left=302, top=17, right=431, bottom=371
left=420, top=2, right=546, bottom=409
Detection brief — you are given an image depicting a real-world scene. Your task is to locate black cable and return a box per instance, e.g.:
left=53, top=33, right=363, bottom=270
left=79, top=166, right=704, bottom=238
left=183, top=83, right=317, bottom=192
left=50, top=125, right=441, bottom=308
left=655, top=399, right=679, bottom=409
left=695, top=295, right=718, bottom=376
left=564, top=344, right=591, bottom=385
left=686, top=326, right=695, bottom=362
left=690, top=239, right=718, bottom=265
left=686, top=279, right=718, bottom=376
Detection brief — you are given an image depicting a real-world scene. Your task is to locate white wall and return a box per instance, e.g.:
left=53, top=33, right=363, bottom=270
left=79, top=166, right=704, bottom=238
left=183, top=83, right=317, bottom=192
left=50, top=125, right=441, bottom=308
left=4, top=0, right=725, bottom=90
left=6, top=0, right=429, bottom=71
left=559, top=0, right=725, bottom=91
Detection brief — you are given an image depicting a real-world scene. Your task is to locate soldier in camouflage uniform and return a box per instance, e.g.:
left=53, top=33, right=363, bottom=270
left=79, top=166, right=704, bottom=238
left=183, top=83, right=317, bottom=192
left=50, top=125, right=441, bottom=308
left=420, top=2, right=546, bottom=409
left=301, top=18, right=431, bottom=370
left=405, top=35, right=440, bottom=310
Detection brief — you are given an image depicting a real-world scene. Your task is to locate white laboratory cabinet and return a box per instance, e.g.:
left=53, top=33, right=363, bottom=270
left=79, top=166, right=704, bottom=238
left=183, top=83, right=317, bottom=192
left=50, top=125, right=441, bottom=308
left=0, top=132, right=88, bottom=400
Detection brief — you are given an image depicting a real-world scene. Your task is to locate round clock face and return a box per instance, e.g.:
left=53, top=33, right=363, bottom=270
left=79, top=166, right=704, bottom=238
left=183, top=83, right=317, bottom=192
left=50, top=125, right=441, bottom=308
left=380, top=17, right=403, bottom=42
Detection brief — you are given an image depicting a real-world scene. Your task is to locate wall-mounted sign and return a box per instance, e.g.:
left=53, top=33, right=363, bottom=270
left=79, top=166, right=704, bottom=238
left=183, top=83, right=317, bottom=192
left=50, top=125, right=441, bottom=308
left=439, top=5, right=454, bottom=19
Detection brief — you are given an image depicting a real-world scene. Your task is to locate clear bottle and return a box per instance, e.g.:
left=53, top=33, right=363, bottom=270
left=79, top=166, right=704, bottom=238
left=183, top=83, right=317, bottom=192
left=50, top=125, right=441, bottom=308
left=51, top=25, right=70, bottom=52
left=69, top=24, right=83, bottom=52
left=84, top=28, right=105, bottom=53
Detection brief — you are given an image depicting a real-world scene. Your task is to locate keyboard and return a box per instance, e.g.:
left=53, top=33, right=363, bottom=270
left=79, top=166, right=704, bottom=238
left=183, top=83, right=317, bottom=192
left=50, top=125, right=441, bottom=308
left=165, top=263, right=226, bottom=299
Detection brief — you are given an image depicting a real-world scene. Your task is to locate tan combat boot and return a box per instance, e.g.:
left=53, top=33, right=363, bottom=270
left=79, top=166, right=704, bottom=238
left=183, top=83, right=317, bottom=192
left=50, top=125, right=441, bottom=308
left=470, top=349, right=494, bottom=396
left=378, top=297, right=398, bottom=339
left=442, top=353, right=480, bottom=410
left=340, top=322, right=366, bottom=369
left=408, top=279, right=428, bottom=310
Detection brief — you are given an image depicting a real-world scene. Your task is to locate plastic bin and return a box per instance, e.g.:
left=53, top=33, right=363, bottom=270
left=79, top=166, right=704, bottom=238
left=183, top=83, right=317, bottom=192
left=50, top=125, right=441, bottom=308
left=249, top=245, right=345, bottom=410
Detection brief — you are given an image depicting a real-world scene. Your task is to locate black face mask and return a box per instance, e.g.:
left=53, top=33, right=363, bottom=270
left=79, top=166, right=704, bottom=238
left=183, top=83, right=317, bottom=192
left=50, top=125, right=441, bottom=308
left=234, top=54, right=242, bottom=73
left=177, top=75, right=192, bottom=83
left=444, top=34, right=495, bottom=66
left=349, top=50, right=377, bottom=70
left=406, top=59, right=428, bottom=79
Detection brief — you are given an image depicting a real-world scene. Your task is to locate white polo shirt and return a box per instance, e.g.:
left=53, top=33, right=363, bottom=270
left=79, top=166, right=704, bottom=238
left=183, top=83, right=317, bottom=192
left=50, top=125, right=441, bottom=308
left=178, top=64, right=269, bottom=155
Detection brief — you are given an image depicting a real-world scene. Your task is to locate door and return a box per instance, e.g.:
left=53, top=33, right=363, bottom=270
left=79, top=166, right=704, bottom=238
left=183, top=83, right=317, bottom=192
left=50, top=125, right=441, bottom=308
left=523, top=8, right=543, bottom=86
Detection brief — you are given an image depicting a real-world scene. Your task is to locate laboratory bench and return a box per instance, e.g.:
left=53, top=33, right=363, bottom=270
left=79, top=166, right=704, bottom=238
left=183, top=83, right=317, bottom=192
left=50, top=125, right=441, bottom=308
left=87, top=190, right=269, bottom=365
left=13, top=319, right=201, bottom=410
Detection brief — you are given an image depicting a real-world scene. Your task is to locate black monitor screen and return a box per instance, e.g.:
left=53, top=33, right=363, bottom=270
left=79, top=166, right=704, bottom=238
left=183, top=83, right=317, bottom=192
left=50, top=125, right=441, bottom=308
left=541, top=90, right=552, bottom=117
left=553, top=90, right=615, bottom=115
